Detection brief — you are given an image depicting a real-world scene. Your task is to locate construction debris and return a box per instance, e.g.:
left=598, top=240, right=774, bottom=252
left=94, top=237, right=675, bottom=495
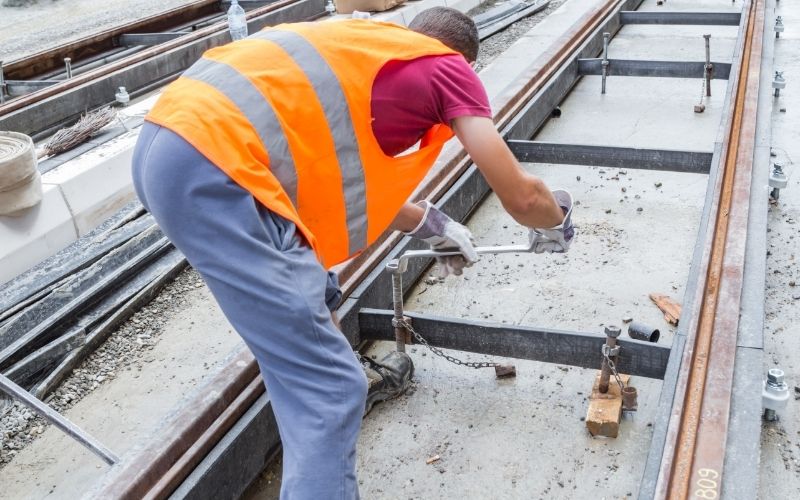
left=649, top=293, right=681, bottom=326
left=425, top=454, right=441, bottom=465
left=494, top=364, right=517, bottom=378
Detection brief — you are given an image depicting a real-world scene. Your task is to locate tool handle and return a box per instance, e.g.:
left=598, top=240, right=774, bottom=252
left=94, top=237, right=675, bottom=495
left=401, top=231, right=555, bottom=261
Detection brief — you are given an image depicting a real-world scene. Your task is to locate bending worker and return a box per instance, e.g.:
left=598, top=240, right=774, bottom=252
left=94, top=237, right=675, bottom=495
left=132, top=7, right=573, bottom=499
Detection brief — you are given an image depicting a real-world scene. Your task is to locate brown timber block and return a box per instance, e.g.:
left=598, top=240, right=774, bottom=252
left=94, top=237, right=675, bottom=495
left=649, top=293, right=681, bottom=326
left=585, top=372, right=631, bottom=438
left=494, top=364, right=516, bottom=378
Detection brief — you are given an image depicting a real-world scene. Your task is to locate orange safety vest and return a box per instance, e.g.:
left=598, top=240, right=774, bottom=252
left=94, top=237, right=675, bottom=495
left=146, top=20, right=460, bottom=267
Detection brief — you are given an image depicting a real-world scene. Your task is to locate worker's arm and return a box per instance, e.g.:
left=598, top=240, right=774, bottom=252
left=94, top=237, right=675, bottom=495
left=451, top=115, right=564, bottom=228
left=390, top=202, right=425, bottom=233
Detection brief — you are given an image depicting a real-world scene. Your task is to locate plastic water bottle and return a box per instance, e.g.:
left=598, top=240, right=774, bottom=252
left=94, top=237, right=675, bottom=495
left=325, top=0, right=336, bottom=16
left=227, top=0, right=248, bottom=41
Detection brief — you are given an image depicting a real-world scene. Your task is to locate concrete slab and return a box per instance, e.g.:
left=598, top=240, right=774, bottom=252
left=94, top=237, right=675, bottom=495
left=536, top=76, right=729, bottom=150
left=43, top=130, right=139, bottom=236
left=0, top=184, right=77, bottom=285
left=353, top=0, right=737, bottom=497
left=758, top=0, right=800, bottom=497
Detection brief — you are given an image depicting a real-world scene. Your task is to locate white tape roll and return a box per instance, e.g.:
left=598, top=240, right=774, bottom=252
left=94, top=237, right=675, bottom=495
left=0, top=131, right=42, bottom=216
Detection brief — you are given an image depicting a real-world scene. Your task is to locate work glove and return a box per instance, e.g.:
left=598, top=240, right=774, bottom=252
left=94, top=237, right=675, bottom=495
left=530, top=189, right=575, bottom=254
left=404, top=201, right=479, bottom=278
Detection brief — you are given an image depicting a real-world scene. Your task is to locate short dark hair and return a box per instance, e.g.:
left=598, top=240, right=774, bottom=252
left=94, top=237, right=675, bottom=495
left=409, top=7, right=479, bottom=63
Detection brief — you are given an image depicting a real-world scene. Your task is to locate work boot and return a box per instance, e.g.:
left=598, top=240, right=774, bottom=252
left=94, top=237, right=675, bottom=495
left=361, top=351, right=414, bottom=416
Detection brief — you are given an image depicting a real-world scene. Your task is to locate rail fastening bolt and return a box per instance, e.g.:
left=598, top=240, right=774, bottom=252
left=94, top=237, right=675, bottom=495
left=604, top=325, right=621, bottom=338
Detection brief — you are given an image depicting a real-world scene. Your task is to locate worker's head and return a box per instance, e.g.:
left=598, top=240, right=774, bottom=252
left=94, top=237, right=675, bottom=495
left=409, top=7, right=480, bottom=64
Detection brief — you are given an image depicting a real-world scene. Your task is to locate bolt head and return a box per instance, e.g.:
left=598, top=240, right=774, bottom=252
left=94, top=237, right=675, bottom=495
left=767, top=368, right=785, bottom=386
left=604, top=325, right=621, bottom=338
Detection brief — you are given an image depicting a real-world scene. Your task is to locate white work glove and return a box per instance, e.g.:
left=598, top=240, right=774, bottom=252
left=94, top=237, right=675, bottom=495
left=404, top=201, right=479, bottom=278
left=530, top=189, right=575, bottom=254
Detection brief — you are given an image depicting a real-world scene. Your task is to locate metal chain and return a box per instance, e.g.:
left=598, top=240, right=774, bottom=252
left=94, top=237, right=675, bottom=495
left=698, top=71, right=707, bottom=106
left=396, top=318, right=499, bottom=369
left=603, top=347, right=625, bottom=392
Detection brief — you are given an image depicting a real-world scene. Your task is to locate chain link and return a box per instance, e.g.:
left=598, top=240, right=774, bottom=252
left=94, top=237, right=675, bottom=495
left=396, top=318, right=499, bottom=369
left=603, top=347, right=625, bottom=392
left=698, top=66, right=709, bottom=107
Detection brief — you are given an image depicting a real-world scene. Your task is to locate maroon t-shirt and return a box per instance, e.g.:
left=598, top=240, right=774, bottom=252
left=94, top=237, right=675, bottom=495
left=370, top=54, right=492, bottom=157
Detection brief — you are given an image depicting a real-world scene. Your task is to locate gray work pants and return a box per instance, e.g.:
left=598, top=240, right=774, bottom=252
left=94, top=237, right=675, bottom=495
left=132, top=122, right=366, bottom=500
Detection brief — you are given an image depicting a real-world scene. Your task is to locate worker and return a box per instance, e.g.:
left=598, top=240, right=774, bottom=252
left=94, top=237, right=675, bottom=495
left=131, top=6, right=573, bottom=499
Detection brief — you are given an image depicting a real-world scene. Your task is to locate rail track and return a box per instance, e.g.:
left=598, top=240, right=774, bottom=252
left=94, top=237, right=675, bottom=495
left=655, top=0, right=767, bottom=498
left=0, top=0, right=328, bottom=139
left=0, top=0, right=778, bottom=497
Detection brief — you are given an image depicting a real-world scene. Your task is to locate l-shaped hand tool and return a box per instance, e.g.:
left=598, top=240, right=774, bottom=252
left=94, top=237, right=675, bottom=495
left=385, top=232, right=552, bottom=352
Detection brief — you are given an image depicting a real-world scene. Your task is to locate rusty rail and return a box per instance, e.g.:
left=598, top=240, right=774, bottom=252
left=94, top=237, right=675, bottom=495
left=1, top=0, right=221, bottom=81
left=0, top=0, right=300, bottom=117
left=655, top=0, right=765, bottom=498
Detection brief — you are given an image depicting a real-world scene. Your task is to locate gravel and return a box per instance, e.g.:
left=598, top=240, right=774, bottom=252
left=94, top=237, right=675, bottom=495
left=471, top=0, right=568, bottom=73
left=0, top=267, right=202, bottom=468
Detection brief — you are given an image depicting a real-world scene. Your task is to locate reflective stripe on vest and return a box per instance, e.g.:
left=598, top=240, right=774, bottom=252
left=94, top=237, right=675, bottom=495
left=182, top=59, right=298, bottom=206
left=183, top=29, right=368, bottom=256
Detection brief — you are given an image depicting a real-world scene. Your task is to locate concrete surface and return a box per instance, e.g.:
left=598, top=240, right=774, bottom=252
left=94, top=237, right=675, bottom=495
left=244, top=0, right=744, bottom=498
left=759, top=0, right=800, bottom=497
left=358, top=0, right=740, bottom=498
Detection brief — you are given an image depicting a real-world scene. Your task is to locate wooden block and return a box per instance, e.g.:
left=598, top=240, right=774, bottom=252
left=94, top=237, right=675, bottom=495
left=586, top=372, right=631, bottom=438
left=649, top=293, right=681, bottom=326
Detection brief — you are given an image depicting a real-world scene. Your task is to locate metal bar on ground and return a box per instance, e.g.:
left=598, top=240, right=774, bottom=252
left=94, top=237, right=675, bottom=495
left=507, top=140, right=713, bottom=173
left=358, top=309, right=671, bottom=380
left=577, top=58, right=732, bottom=79
left=0, top=373, right=118, bottom=465
left=0, top=0, right=221, bottom=81
left=117, top=33, right=188, bottom=46
left=619, top=11, right=741, bottom=26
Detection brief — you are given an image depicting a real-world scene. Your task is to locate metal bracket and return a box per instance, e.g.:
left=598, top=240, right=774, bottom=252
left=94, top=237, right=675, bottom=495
left=391, top=315, right=413, bottom=346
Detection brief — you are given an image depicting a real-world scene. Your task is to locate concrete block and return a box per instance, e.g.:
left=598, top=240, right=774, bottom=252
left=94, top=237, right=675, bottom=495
left=586, top=372, right=631, bottom=438
left=43, top=130, right=139, bottom=236
left=0, top=183, right=77, bottom=286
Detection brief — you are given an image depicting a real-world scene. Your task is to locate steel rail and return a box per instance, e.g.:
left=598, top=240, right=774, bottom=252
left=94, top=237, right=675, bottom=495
left=0, top=0, right=300, bottom=117
left=654, top=0, right=765, bottom=498
left=0, top=0, right=222, bottom=81
left=92, top=0, right=629, bottom=496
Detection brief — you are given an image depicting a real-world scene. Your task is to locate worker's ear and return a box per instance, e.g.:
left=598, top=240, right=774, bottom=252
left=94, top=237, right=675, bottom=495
left=469, top=61, right=477, bottom=69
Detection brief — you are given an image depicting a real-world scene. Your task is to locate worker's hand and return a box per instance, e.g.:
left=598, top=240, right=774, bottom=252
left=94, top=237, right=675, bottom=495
left=404, top=201, right=479, bottom=278
left=530, top=189, right=575, bottom=253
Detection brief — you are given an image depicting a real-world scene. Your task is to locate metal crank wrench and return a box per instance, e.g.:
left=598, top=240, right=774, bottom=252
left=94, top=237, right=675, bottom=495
left=385, top=233, right=552, bottom=353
